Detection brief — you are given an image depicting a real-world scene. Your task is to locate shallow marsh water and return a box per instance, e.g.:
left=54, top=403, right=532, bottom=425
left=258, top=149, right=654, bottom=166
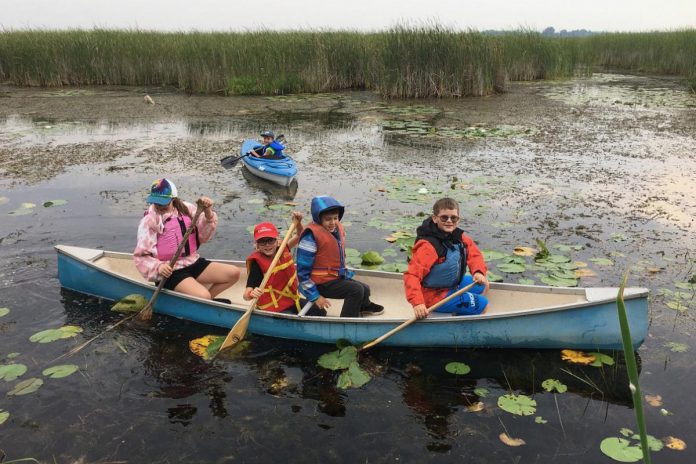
left=0, top=74, right=695, bottom=463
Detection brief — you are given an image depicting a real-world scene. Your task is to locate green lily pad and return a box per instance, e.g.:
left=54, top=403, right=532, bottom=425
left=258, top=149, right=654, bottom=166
left=445, top=362, right=471, bottom=375
left=588, top=352, right=615, bottom=367
left=482, top=250, right=509, bottom=261
left=0, top=196, right=9, bottom=205
left=599, top=437, right=643, bottom=462
left=336, top=361, right=371, bottom=389
left=631, top=434, right=664, bottom=452
left=346, top=255, right=363, bottom=266
left=111, top=294, right=148, bottom=313
left=43, top=199, right=68, bottom=207
left=535, top=416, right=548, bottom=424
left=361, top=251, right=384, bottom=265
left=487, top=271, right=503, bottom=282
left=42, top=364, right=79, bottom=379
left=666, top=301, right=689, bottom=313
left=380, top=262, right=409, bottom=273
left=474, top=387, right=490, bottom=397
left=267, top=204, right=293, bottom=211
left=6, top=353, right=20, bottom=359
left=540, top=274, right=578, bottom=287
left=518, top=278, right=535, bottom=285
left=554, top=244, right=583, bottom=252
left=0, top=409, right=9, bottom=424
left=497, top=263, right=526, bottom=273
left=7, top=377, right=43, bottom=396
left=335, top=338, right=353, bottom=349
left=8, top=203, right=36, bottom=216
left=318, top=346, right=358, bottom=371
left=664, top=342, right=689, bottom=353
left=0, top=307, right=9, bottom=317
left=497, top=394, right=537, bottom=416
left=0, top=363, right=27, bottom=382
left=619, top=428, right=633, bottom=437
left=541, top=378, right=567, bottom=393
left=345, top=248, right=361, bottom=257
left=590, top=257, right=614, bottom=266
left=29, top=325, right=83, bottom=343
left=675, top=282, right=696, bottom=290
left=247, top=198, right=264, bottom=204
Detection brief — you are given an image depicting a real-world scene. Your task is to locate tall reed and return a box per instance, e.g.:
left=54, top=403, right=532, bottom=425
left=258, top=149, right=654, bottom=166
left=0, top=28, right=693, bottom=97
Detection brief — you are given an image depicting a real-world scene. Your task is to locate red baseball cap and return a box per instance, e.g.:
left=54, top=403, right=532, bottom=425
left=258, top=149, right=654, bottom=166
left=253, top=222, right=279, bottom=241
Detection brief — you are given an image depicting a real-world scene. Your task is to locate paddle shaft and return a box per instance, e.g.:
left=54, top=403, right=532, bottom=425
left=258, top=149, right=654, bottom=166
left=220, top=135, right=285, bottom=168
left=219, top=219, right=297, bottom=351
left=360, top=281, right=477, bottom=351
left=138, top=200, right=206, bottom=320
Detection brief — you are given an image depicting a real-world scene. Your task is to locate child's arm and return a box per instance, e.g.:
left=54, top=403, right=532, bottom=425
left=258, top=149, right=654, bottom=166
left=403, top=240, right=439, bottom=317
left=243, top=260, right=264, bottom=300
left=296, top=232, right=321, bottom=302
left=462, top=235, right=489, bottom=292
left=287, top=211, right=304, bottom=249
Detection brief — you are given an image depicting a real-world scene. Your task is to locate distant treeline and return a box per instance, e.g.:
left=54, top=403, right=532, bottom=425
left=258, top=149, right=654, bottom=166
left=0, top=27, right=693, bottom=98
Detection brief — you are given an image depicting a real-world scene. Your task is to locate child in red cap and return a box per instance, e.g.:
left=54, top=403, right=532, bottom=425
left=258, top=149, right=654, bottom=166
left=244, top=211, right=319, bottom=314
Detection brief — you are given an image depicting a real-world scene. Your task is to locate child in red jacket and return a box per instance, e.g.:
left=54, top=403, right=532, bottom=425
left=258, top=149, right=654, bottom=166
left=404, top=197, right=489, bottom=319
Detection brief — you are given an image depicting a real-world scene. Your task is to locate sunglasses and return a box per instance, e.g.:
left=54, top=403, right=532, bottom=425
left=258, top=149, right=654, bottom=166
left=257, top=237, right=277, bottom=246
left=437, top=215, right=460, bottom=223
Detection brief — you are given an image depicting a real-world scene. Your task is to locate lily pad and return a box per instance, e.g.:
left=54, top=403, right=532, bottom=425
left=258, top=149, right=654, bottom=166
left=497, top=394, right=537, bottom=416
left=487, top=271, right=503, bottom=282
left=380, top=262, right=409, bottom=273
left=0, top=363, right=27, bottom=382
left=0, top=409, right=8, bottom=424
left=518, top=278, right=535, bottom=285
left=188, top=335, right=249, bottom=360
left=7, top=377, right=43, bottom=396
left=336, top=361, right=371, bottom=389
left=541, top=378, right=567, bottom=393
left=600, top=437, right=643, bottom=462
left=664, top=342, right=689, bottom=353
left=482, top=250, right=509, bottom=261
left=474, top=387, right=490, bottom=397
left=445, top=362, right=471, bottom=375
left=345, top=248, right=361, bottom=257
left=29, top=325, right=83, bottom=343
left=42, top=364, right=79, bottom=379
left=632, top=434, right=664, bottom=451
left=0, top=307, right=9, bottom=317
left=590, top=257, right=614, bottom=266
left=540, top=274, right=578, bottom=287
left=535, top=416, right=548, bottom=424
left=497, top=263, right=526, bottom=273
left=588, top=352, right=615, bottom=367
left=8, top=203, right=36, bottom=216
left=0, top=196, right=8, bottom=205
left=43, top=199, right=68, bottom=207
left=561, top=349, right=596, bottom=365
left=318, top=346, right=358, bottom=371
left=111, top=294, right=148, bottom=313
left=361, top=251, right=384, bottom=265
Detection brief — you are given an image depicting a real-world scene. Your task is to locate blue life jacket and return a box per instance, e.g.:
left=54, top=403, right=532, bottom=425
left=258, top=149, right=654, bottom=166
left=422, top=241, right=467, bottom=288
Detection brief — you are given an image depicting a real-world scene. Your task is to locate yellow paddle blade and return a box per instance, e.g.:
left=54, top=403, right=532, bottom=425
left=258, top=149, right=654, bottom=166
left=189, top=335, right=251, bottom=360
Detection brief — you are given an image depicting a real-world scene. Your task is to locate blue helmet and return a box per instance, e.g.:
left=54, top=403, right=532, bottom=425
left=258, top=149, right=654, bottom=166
left=310, top=196, right=344, bottom=223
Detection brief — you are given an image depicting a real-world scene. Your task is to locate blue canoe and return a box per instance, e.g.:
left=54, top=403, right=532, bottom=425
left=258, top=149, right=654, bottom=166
left=55, top=245, right=650, bottom=350
left=240, top=139, right=298, bottom=187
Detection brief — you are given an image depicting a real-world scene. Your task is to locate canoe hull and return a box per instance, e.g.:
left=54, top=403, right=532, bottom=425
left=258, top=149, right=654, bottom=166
left=55, top=246, right=649, bottom=350
left=240, top=139, right=297, bottom=187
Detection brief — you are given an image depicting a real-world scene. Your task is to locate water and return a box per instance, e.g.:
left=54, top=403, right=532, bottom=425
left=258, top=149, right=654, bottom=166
left=0, top=74, right=695, bottom=463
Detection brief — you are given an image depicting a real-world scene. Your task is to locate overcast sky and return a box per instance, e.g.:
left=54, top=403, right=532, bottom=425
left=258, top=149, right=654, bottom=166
left=2, top=0, right=695, bottom=32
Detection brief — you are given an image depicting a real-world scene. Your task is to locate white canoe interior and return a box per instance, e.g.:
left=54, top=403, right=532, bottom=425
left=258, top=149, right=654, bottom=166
left=58, top=245, right=644, bottom=320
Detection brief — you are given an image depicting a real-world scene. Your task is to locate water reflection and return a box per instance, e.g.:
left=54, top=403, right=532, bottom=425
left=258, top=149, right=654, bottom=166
left=240, top=166, right=299, bottom=202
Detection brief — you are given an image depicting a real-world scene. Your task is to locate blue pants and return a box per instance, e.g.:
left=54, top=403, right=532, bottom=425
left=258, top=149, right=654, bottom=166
left=434, top=275, right=488, bottom=315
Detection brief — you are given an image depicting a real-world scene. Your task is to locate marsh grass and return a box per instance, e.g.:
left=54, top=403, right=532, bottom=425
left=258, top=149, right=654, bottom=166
left=0, top=28, right=693, bottom=98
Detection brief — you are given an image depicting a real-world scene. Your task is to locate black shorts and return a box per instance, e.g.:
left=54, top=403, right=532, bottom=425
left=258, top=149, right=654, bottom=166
left=161, top=258, right=211, bottom=291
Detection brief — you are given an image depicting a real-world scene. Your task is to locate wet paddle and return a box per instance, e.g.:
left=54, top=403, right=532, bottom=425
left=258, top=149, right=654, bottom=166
left=220, top=134, right=285, bottom=169
left=218, top=218, right=296, bottom=352
left=137, top=199, right=206, bottom=321
left=360, top=281, right=477, bottom=351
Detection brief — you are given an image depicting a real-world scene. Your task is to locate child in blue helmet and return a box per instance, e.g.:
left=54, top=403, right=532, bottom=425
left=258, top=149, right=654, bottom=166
left=250, top=130, right=284, bottom=159
left=296, top=196, right=384, bottom=318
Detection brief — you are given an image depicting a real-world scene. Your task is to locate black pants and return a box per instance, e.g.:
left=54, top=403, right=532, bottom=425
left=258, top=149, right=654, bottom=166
left=316, top=278, right=371, bottom=317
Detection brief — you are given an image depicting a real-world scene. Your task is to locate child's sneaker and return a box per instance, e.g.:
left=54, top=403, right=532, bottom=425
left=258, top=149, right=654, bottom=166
left=360, top=302, right=384, bottom=316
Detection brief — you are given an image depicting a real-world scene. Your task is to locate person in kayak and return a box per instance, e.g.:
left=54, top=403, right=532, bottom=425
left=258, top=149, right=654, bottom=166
left=404, top=197, right=489, bottom=319
left=250, top=130, right=284, bottom=159
left=296, top=196, right=384, bottom=317
left=133, top=178, right=240, bottom=301
left=243, top=212, right=325, bottom=316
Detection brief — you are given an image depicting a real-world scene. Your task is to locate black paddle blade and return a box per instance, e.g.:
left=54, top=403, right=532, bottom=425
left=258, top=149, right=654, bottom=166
left=220, top=154, right=243, bottom=169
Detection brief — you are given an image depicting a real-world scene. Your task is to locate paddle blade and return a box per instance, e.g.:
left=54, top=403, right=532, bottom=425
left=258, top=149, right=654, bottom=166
left=220, top=154, right=242, bottom=169
left=137, top=303, right=153, bottom=321
left=219, top=311, right=251, bottom=351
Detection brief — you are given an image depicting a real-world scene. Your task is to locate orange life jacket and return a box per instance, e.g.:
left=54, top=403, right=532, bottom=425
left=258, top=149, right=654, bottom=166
left=305, top=222, right=347, bottom=285
left=246, top=247, right=301, bottom=313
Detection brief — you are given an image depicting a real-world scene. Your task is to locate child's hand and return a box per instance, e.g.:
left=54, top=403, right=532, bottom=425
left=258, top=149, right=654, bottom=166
left=315, top=296, right=331, bottom=310
left=158, top=263, right=173, bottom=278
left=473, top=272, right=490, bottom=294
left=250, top=287, right=263, bottom=299
left=413, top=303, right=428, bottom=319
left=291, top=211, right=303, bottom=223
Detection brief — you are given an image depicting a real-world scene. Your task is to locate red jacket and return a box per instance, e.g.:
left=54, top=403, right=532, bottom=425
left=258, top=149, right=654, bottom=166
left=404, top=233, right=487, bottom=308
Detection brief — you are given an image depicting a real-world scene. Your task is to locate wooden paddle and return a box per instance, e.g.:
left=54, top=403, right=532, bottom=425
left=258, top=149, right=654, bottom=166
left=360, top=281, right=477, bottom=351
left=218, top=219, right=297, bottom=352
left=137, top=199, right=206, bottom=321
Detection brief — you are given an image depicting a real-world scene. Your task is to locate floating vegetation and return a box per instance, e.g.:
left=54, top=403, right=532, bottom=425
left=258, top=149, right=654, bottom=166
left=0, top=196, right=9, bottom=205
left=0, top=307, right=9, bottom=317
left=541, top=379, right=567, bottom=393
left=664, top=437, right=686, bottom=450
left=644, top=395, right=663, bottom=407
left=499, top=433, right=526, bottom=447
left=111, top=294, right=148, bottom=313
left=513, top=246, right=537, bottom=257
left=382, top=119, right=536, bottom=140
left=7, top=202, right=36, bottom=216
left=590, top=257, right=614, bottom=266
left=317, top=343, right=372, bottom=389
left=497, top=394, right=537, bottom=416
left=445, top=362, right=471, bottom=375
left=42, top=364, right=79, bottom=379
left=361, top=251, right=384, bottom=266
left=7, top=377, right=43, bottom=396
left=379, top=262, right=408, bottom=273
left=42, top=199, right=68, bottom=207
left=535, top=416, right=548, bottom=424
left=561, top=349, right=596, bottom=365
left=588, top=352, right=615, bottom=367
left=664, top=342, right=689, bottom=353
left=474, top=387, right=490, bottom=397
left=0, top=409, right=9, bottom=425
left=189, top=335, right=250, bottom=360
left=600, top=437, right=644, bottom=462
left=382, top=105, right=440, bottom=116
left=29, top=325, right=83, bottom=343
left=0, top=363, right=27, bottom=382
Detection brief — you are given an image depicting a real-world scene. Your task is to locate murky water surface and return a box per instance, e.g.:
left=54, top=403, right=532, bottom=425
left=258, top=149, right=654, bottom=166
left=0, top=74, right=695, bottom=463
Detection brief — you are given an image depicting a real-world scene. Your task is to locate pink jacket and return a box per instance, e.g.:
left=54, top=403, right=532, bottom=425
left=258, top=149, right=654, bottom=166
left=133, top=202, right=217, bottom=281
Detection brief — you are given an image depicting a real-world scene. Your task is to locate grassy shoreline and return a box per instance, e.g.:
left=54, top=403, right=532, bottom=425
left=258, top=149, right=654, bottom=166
left=0, top=28, right=694, bottom=97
